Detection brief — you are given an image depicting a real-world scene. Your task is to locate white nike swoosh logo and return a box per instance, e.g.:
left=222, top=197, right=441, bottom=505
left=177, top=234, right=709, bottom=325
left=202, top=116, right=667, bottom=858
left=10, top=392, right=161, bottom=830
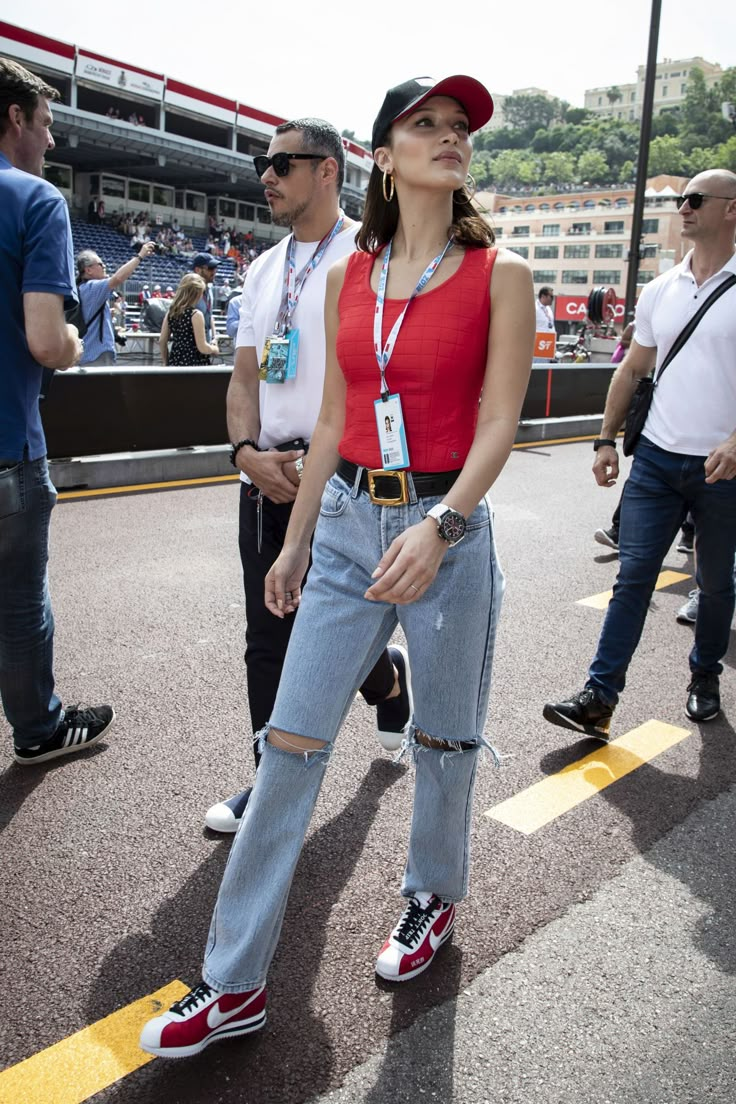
left=206, top=993, right=256, bottom=1029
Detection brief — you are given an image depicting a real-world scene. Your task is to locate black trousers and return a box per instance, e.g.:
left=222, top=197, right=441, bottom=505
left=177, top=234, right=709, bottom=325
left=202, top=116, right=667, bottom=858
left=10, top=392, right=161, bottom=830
left=238, top=482, right=395, bottom=768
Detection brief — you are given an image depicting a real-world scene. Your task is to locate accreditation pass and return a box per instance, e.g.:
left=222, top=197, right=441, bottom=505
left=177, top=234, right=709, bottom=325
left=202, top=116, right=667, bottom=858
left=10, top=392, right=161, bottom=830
left=374, top=394, right=410, bottom=470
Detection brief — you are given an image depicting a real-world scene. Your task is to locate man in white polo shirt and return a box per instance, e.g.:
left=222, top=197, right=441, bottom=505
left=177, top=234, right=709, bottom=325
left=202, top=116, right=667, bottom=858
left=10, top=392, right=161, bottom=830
left=544, top=168, right=736, bottom=738
left=204, top=119, right=410, bottom=833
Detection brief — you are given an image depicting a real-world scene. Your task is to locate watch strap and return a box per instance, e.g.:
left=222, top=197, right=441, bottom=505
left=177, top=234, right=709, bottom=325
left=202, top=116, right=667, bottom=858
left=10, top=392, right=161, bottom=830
left=593, top=438, right=617, bottom=451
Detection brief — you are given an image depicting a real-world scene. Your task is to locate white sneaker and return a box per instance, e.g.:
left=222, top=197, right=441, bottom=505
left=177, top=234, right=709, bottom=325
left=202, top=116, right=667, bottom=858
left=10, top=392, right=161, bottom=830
left=204, top=787, right=252, bottom=833
left=677, top=589, right=699, bottom=624
left=375, top=645, right=413, bottom=752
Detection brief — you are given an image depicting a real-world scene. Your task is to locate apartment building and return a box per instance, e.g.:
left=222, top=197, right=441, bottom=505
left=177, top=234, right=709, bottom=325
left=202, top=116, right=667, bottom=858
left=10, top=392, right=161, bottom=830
left=584, top=57, right=724, bottom=122
left=479, top=175, right=688, bottom=324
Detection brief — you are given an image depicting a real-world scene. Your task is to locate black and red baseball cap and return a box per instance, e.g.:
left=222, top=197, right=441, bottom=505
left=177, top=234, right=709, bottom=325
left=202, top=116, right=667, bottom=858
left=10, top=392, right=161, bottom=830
left=371, top=75, right=494, bottom=152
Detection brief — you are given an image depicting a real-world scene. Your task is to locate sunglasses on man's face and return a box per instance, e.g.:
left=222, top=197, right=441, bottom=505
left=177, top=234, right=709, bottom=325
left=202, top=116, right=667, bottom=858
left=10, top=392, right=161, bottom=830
left=675, top=192, right=735, bottom=211
left=254, top=152, right=327, bottom=178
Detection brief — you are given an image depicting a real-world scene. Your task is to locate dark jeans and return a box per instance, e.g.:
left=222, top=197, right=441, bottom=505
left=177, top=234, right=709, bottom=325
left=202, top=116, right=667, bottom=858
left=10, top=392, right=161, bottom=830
left=0, top=456, right=62, bottom=746
left=588, top=436, right=736, bottom=705
left=238, top=483, right=394, bottom=767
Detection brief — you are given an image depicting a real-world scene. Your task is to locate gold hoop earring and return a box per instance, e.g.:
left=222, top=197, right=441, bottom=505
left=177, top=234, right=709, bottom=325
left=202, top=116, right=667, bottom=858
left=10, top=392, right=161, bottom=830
left=382, top=171, right=395, bottom=203
left=464, top=172, right=477, bottom=200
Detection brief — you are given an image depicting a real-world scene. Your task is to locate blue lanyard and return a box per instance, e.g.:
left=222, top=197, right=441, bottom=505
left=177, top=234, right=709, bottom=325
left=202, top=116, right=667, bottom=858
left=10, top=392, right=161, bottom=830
left=274, top=214, right=345, bottom=335
left=373, top=237, right=454, bottom=398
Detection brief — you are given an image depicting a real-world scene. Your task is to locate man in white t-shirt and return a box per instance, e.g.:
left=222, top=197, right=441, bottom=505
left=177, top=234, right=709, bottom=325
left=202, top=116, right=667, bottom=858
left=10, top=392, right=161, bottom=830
left=535, top=286, right=555, bottom=331
left=544, top=168, right=736, bottom=738
left=204, top=119, right=410, bottom=834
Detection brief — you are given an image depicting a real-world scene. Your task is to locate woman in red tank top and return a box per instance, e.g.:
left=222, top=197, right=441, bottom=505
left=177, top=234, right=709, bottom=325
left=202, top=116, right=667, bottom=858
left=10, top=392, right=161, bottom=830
left=140, top=75, right=535, bottom=1060
left=260, top=77, right=534, bottom=986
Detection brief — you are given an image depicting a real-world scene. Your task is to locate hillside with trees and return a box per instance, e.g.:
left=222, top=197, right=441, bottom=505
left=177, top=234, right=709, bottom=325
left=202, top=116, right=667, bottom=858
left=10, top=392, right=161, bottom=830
left=469, top=67, right=736, bottom=193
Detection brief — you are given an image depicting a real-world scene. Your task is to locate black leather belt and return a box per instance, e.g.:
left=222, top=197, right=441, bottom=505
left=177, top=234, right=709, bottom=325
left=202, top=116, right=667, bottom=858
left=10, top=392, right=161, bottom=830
left=336, top=457, right=461, bottom=506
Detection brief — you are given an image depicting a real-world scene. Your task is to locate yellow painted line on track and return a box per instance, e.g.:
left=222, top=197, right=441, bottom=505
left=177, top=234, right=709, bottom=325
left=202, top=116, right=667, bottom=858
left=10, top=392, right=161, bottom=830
left=58, top=473, right=240, bottom=501
left=0, top=980, right=188, bottom=1104
left=577, top=569, right=691, bottom=610
left=486, top=719, right=690, bottom=835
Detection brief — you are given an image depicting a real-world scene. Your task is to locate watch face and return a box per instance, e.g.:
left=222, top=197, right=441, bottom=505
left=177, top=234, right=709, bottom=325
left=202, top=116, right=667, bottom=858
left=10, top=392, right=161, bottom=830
left=440, top=510, right=466, bottom=544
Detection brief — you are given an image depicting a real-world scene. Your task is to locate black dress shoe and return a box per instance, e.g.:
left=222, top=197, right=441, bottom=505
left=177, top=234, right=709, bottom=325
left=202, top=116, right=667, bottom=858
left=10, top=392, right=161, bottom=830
left=686, top=672, right=720, bottom=722
left=543, top=687, right=613, bottom=740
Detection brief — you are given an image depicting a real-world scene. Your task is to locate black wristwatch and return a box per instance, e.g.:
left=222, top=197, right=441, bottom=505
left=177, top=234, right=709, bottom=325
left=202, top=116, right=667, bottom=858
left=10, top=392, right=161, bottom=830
left=593, top=438, right=617, bottom=451
left=427, top=503, right=467, bottom=546
left=229, top=438, right=259, bottom=467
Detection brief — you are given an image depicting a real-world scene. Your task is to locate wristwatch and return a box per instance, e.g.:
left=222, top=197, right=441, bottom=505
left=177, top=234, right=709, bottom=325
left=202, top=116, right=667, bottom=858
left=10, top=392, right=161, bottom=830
left=294, top=456, right=304, bottom=481
left=593, top=438, right=617, bottom=451
left=427, top=503, right=467, bottom=546
left=229, top=437, right=259, bottom=467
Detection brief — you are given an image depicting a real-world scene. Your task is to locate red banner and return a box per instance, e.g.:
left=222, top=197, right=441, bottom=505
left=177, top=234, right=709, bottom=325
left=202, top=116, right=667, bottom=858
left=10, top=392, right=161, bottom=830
left=555, top=294, right=626, bottom=321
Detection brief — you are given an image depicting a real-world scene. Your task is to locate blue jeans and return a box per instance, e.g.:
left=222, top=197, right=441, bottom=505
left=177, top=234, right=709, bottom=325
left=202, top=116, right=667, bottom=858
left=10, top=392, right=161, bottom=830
left=203, top=469, right=505, bottom=992
left=588, top=436, right=736, bottom=705
left=0, top=456, right=61, bottom=747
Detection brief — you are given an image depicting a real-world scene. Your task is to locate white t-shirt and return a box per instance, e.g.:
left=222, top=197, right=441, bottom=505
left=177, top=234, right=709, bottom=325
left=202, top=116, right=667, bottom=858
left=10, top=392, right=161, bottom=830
left=236, top=223, right=359, bottom=455
left=535, top=300, right=554, bottom=330
left=635, top=249, right=736, bottom=456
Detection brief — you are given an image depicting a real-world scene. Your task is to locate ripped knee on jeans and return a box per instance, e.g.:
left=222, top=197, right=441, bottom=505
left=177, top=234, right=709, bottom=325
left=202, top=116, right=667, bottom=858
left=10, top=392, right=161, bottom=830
left=267, top=727, right=327, bottom=756
left=414, top=727, right=477, bottom=752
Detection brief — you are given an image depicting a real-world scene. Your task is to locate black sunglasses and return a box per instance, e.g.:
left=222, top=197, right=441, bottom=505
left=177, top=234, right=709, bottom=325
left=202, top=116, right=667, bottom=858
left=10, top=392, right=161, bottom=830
left=253, top=152, right=327, bottom=178
left=675, top=192, right=735, bottom=210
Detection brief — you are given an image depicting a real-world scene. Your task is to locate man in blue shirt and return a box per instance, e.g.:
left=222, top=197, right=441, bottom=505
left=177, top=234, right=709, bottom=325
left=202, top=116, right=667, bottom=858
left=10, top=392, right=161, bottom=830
left=77, top=240, right=155, bottom=365
left=0, top=57, right=114, bottom=763
left=192, top=252, right=219, bottom=340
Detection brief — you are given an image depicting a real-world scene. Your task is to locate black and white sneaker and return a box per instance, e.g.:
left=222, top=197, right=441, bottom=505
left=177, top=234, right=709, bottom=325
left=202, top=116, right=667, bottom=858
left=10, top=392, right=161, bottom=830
left=543, top=687, right=613, bottom=740
left=204, top=787, right=253, bottom=834
left=375, top=645, right=413, bottom=752
left=14, top=705, right=115, bottom=765
left=594, top=526, right=619, bottom=551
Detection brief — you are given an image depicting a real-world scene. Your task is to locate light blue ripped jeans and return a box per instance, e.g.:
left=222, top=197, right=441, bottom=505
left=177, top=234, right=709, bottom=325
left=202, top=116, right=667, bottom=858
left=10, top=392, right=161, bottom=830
left=203, top=468, right=505, bottom=992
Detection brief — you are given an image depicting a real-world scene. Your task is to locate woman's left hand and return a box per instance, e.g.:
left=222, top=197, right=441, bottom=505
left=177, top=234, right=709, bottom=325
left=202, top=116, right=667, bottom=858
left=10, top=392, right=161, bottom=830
left=365, top=518, right=447, bottom=605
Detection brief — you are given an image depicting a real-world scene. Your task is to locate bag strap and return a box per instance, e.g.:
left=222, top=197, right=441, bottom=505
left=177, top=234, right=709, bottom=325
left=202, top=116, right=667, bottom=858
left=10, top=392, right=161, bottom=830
left=654, top=272, right=736, bottom=385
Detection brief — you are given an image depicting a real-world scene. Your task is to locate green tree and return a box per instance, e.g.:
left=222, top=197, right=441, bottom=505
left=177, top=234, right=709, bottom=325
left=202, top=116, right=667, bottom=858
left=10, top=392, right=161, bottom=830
left=686, top=146, right=719, bottom=174
left=619, top=159, right=635, bottom=183
left=577, top=149, right=609, bottom=183
left=541, top=151, right=576, bottom=185
left=647, top=135, right=687, bottom=176
left=489, top=148, right=539, bottom=189
left=469, top=150, right=494, bottom=190
left=607, top=85, right=623, bottom=106
left=501, top=94, right=560, bottom=132
left=563, top=107, right=592, bottom=126
left=715, top=135, right=736, bottom=171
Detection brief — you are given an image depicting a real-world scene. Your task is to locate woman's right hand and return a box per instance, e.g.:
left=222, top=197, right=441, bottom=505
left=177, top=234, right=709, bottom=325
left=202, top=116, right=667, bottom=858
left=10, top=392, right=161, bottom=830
left=265, top=543, right=310, bottom=617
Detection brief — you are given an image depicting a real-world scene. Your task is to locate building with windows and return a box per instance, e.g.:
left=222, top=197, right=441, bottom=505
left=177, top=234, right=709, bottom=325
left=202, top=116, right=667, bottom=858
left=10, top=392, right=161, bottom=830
left=479, top=176, right=688, bottom=325
left=584, top=57, right=725, bottom=122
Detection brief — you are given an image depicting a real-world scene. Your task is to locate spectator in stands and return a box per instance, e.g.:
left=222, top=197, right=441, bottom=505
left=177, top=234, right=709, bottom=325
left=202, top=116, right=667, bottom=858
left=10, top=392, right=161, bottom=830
left=151, top=284, right=163, bottom=298
left=164, top=285, right=175, bottom=299
left=138, top=284, right=151, bottom=305
left=159, top=274, right=219, bottom=366
left=0, top=56, right=114, bottom=764
left=192, top=252, right=219, bottom=340
left=76, top=241, right=156, bottom=366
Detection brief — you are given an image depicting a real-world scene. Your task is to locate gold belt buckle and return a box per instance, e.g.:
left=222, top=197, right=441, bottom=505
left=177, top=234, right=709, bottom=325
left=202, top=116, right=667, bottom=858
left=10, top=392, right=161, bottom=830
left=367, top=468, right=409, bottom=506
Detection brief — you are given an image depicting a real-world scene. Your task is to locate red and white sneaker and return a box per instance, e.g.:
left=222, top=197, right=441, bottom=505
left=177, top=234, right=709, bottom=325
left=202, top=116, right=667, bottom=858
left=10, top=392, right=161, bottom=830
left=139, top=981, right=266, bottom=1058
left=375, top=893, right=455, bottom=982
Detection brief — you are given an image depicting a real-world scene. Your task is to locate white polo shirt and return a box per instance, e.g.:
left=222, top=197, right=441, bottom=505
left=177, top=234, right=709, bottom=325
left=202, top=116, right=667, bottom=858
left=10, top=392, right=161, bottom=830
left=236, top=223, right=359, bottom=457
left=635, top=249, right=736, bottom=456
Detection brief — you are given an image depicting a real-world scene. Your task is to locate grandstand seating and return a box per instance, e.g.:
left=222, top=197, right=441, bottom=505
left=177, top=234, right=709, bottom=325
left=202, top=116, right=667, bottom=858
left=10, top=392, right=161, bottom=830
left=69, top=218, right=239, bottom=300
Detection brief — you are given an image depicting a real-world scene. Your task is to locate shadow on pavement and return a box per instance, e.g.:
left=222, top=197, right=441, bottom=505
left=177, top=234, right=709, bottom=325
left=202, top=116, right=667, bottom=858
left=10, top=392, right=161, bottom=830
left=541, top=714, right=736, bottom=977
left=0, top=743, right=107, bottom=835
left=361, top=946, right=463, bottom=1104
left=89, top=757, right=406, bottom=1104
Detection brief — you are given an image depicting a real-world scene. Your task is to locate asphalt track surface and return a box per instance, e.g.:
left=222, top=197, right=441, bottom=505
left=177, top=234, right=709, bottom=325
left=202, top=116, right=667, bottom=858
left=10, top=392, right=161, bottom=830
left=2, top=440, right=735, bottom=1103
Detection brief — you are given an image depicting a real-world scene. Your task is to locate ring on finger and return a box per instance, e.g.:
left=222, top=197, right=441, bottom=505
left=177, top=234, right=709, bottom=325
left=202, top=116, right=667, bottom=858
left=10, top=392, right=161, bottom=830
left=409, top=583, right=420, bottom=594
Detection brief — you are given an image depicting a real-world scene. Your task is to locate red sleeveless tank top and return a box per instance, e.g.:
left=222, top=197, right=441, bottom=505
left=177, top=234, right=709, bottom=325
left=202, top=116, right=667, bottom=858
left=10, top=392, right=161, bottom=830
left=337, top=246, right=496, bottom=471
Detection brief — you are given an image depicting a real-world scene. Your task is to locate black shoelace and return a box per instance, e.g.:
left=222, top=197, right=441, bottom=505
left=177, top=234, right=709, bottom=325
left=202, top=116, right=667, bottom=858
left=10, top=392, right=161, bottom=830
left=395, top=896, right=438, bottom=949
left=172, top=982, right=214, bottom=1015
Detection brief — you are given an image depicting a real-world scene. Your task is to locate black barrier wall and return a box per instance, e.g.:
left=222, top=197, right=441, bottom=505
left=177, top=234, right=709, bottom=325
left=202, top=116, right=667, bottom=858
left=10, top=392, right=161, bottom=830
left=40, top=364, right=616, bottom=459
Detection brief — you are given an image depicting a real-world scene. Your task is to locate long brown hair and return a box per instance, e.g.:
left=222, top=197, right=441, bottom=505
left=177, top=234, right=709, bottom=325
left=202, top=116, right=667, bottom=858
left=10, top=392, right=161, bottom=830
left=357, top=162, right=494, bottom=254
left=169, top=273, right=206, bottom=319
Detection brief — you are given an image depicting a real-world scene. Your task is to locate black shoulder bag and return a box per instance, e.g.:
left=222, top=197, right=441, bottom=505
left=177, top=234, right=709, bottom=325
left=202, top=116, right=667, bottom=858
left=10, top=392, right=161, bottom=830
left=622, top=273, right=736, bottom=456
